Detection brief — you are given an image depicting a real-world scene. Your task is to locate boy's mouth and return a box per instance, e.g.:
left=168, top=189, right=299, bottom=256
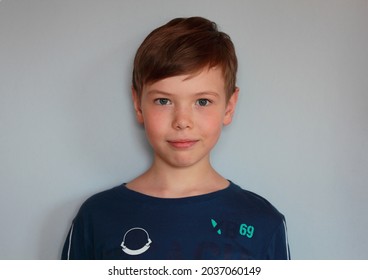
left=167, top=140, right=199, bottom=149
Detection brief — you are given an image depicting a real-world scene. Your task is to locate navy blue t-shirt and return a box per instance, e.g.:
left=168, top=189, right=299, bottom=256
left=62, top=181, right=290, bottom=259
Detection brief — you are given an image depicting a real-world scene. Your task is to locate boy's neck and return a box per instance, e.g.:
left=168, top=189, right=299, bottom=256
left=127, top=158, right=229, bottom=198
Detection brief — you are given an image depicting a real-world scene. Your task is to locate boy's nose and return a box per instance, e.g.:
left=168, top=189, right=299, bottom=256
left=172, top=107, right=193, bottom=130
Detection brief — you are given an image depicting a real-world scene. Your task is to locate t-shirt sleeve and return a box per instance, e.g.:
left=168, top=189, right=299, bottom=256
left=61, top=213, right=94, bottom=260
left=265, top=218, right=291, bottom=260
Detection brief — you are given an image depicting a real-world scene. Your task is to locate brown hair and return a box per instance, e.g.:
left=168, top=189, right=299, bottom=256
left=132, top=17, right=238, bottom=101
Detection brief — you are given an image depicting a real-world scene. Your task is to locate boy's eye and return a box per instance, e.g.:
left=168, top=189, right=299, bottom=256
left=196, top=99, right=211, bottom=106
left=154, top=98, right=171, bottom=105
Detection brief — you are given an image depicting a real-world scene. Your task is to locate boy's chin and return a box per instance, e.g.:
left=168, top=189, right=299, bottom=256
left=157, top=155, right=207, bottom=170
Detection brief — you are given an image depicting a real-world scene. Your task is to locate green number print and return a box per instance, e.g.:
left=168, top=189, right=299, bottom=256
left=239, top=224, right=254, bottom=238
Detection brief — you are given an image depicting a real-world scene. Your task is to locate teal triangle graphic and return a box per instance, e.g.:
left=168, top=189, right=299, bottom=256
left=211, top=219, right=217, bottom=227
left=211, top=219, right=221, bottom=235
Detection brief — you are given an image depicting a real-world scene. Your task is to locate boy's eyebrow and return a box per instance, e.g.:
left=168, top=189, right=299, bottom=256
left=146, top=90, right=173, bottom=96
left=147, top=90, right=220, bottom=98
left=194, top=91, right=220, bottom=98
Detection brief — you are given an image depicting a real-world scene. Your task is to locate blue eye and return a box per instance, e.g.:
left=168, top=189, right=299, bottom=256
left=196, top=99, right=211, bottom=106
left=154, top=98, right=171, bottom=105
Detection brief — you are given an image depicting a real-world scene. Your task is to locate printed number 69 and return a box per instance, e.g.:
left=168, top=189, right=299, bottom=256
left=239, top=224, right=254, bottom=238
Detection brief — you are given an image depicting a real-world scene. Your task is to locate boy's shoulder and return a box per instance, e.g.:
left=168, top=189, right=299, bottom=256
left=224, top=181, right=285, bottom=220
left=75, top=184, right=127, bottom=215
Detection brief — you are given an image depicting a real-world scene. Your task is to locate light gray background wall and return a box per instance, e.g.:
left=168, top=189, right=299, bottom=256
left=0, top=0, right=367, bottom=259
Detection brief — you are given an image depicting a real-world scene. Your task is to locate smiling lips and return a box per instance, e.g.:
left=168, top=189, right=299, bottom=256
left=167, top=139, right=199, bottom=149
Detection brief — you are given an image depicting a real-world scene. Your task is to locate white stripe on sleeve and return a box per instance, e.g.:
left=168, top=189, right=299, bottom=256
left=67, top=223, right=74, bottom=260
left=283, top=219, right=290, bottom=260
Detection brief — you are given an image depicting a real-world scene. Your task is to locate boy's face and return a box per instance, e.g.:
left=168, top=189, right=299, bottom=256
left=132, top=67, right=238, bottom=169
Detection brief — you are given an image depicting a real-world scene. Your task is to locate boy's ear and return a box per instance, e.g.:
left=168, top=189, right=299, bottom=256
left=223, top=87, right=239, bottom=126
left=132, top=87, right=144, bottom=124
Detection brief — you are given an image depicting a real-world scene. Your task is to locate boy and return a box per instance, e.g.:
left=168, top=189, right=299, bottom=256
left=62, top=17, right=290, bottom=259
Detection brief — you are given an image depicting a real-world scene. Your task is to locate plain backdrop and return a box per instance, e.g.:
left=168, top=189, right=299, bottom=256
left=0, top=0, right=367, bottom=259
